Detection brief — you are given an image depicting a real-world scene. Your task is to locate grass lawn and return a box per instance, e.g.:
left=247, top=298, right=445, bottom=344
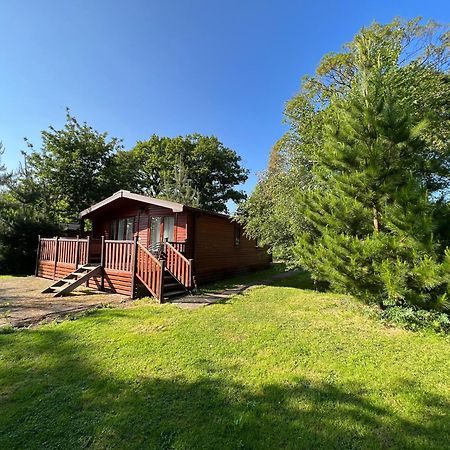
left=0, top=273, right=449, bottom=450
left=198, top=262, right=288, bottom=293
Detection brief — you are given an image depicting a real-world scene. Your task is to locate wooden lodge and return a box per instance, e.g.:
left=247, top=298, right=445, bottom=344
left=36, top=190, right=271, bottom=301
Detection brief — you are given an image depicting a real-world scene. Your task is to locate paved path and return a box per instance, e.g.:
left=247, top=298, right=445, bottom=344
left=170, top=270, right=299, bottom=309
left=0, top=276, right=126, bottom=328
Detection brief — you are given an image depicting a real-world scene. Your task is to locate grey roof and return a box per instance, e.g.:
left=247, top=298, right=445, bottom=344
left=79, top=190, right=185, bottom=218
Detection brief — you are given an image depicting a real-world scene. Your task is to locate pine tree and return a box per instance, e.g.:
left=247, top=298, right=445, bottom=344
left=159, top=158, right=200, bottom=207
left=295, top=35, right=450, bottom=310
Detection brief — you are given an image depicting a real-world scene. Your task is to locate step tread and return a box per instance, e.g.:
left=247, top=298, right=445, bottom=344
left=164, top=289, right=187, bottom=297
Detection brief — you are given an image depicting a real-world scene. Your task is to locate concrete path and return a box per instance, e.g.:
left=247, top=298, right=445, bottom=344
left=0, top=276, right=126, bottom=328
left=170, top=270, right=299, bottom=309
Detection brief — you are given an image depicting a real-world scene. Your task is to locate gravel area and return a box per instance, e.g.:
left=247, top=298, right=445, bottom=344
left=0, top=276, right=127, bottom=328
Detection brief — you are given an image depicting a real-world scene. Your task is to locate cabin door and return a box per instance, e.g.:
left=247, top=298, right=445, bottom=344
left=150, top=216, right=175, bottom=244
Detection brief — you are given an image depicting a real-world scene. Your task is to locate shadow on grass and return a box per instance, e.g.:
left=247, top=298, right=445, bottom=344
left=1, top=327, right=448, bottom=450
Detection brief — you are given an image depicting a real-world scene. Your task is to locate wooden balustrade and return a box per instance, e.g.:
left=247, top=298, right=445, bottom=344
left=104, top=240, right=134, bottom=271
left=39, top=238, right=57, bottom=261
left=167, top=241, right=186, bottom=254
left=136, top=242, right=163, bottom=300
left=165, top=241, right=193, bottom=288
left=37, top=237, right=89, bottom=265
left=37, top=236, right=190, bottom=300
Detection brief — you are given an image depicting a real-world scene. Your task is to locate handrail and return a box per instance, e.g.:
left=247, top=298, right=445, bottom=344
left=135, top=242, right=163, bottom=301
left=165, top=241, right=193, bottom=288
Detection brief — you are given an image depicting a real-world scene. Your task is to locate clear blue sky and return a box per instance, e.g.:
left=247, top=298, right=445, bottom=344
left=1, top=0, right=448, bottom=195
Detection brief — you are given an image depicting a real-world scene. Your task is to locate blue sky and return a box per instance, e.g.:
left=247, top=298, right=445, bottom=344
left=0, top=0, right=448, bottom=196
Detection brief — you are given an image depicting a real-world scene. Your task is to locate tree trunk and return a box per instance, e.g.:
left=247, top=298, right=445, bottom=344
left=372, top=206, right=381, bottom=232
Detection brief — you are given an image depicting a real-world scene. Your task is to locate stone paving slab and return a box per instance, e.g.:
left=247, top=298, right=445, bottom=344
left=0, top=276, right=127, bottom=328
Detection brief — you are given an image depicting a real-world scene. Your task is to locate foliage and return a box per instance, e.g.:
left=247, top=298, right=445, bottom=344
left=0, top=150, right=60, bottom=274
left=236, top=136, right=311, bottom=264
left=118, top=134, right=248, bottom=213
left=240, top=18, right=450, bottom=310
left=25, top=108, right=124, bottom=224
left=159, top=158, right=200, bottom=207
left=1, top=273, right=449, bottom=448
left=381, top=306, right=450, bottom=333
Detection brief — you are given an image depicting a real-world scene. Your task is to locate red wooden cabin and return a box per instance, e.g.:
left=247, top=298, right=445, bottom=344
left=36, top=190, right=271, bottom=301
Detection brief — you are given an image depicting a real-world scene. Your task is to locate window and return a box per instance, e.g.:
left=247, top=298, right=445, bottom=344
left=150, top=217, right=162, bottom=244
left=163, top=216, right=175, bottom=242
left=117, top=219, right=125, bottom=240
left=110, top=217, right=134, bottom=240
left=234, top=223, right=241, bottom=247
left=110, top=220, right=117, bottom=240
left=125, top=217, right=134, bottom=240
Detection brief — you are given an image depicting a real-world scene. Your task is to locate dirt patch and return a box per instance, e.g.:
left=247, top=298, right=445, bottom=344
left=0, top=276, right=127, bottom=328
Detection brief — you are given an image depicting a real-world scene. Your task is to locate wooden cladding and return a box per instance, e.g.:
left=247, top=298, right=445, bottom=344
left=165, top=242, right=193, bottom=288
left=135, top=242, right=163, bottom=300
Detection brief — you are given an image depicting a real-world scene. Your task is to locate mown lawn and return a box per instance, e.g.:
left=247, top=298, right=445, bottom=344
left=0, top=273, right=449, bottom=450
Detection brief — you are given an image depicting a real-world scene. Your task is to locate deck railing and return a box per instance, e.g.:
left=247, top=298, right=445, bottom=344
left=104, top=240, right=134, bottom=272
left=37, top=236, right=190, bottom=301
left=37, top=237, right=90, bottom=267
left=136, top=242, right=163, bottom=300
left=167, top=241, right=186, bottom=254
left=165, top=241, right=193, bottom=289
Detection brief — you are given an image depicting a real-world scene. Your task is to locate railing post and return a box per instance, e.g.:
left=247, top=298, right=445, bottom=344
left=85, top=235, right=91, bottom=287
left=100, top=236, right=106, bottom=291
left=188, top=258, right=194, bottom=289
left=159, top=258, right=165, bottom=303
left=35, top=235, right=41, bottom=277
left=86, top=235, right=91, bottom=264
left=130, top=236, right=138, bottom=299
left=75, top=235, right=80, bottom=269
left=53, top=236, right=60, bottom=280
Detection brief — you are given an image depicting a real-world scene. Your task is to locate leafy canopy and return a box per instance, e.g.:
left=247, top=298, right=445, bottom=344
left=239, top=17, right=450, bottom=310
left=25, top=109, right=123, bottom=223
left=116, top=134, right=248, bottom=213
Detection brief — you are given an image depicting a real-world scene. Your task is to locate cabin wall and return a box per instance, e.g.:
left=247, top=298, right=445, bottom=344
left=92, top=204, right=188, bottom=248
left=37, top=261, right=76, bottom=280
left=191, top=213, right=271, bottom=283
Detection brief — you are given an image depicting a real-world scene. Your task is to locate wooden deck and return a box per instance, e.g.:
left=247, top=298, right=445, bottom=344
left=36, top=236, right=193, bottom=302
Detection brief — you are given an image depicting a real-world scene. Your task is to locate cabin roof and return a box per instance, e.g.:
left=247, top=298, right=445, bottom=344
left=79, top=190, right=230, bottom=219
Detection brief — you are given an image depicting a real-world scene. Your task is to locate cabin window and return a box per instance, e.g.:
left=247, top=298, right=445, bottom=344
left=163, top=216, right=175, bottom=242
left=234, top=223, right=241, bottom=247
left=150, top=217, right=162, bottom=244
left=125, top=217, right=134, bottom=240
left=110, top=217, right=134, bottom=240
left=117, top=219, right=125, bottom=240
left=110, top=220, right=117, bottom=240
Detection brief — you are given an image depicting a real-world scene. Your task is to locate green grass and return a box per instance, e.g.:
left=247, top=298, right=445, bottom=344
left=199, top=262, right=289, bottom=293
left=0, top=273, right=449, bottom=450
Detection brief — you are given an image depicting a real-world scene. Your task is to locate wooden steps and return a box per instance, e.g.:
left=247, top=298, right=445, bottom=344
left=42, top=264, right=101, bottom=297
left=163, top=270, right=188, bottom=301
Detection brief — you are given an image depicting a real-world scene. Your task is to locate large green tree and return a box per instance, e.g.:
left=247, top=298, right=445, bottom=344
left=116, top=134, right=248, bottom=213
left=25, top=109, right=123, bottom=224
left=0, top=146, right=60, bottom=274
left=239, top=18, right=450, bottom=309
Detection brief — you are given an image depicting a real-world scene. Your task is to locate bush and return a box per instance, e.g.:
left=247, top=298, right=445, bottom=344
left=380, top=306, right=450, bottom=333
left=0, top=216, right=60, bottom=275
